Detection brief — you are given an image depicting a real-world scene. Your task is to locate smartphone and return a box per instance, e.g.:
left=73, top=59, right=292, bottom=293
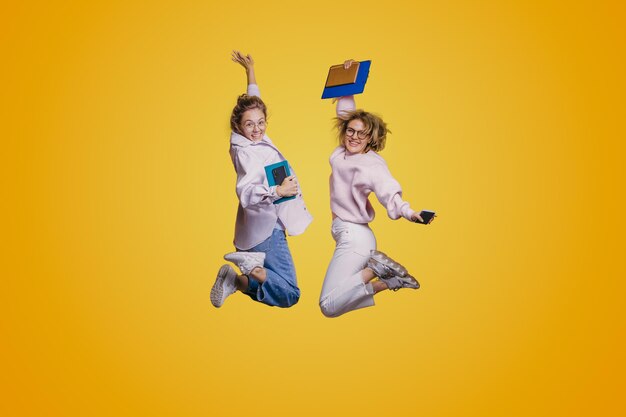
left=272, top=166, right=288, bottom=185
left=414, top=210, right=436, bottom=224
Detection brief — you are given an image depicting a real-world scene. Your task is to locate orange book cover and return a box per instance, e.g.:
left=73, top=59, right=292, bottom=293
left=325, top=62, right=360, bottom=87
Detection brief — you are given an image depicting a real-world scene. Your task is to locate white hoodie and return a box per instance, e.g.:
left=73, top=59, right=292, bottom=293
left=228, top=84, right=312, bottom=250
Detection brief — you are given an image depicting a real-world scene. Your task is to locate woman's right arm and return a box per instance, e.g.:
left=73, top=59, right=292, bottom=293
left=231, top=50, right=257, bottom=85
left=334, top=59, right=357, bottom=117
left=336, top=95, right=355, bottom=117
left=231, top=50, right=260, bottom=97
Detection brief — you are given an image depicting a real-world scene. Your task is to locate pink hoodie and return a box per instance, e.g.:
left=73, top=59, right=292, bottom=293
left=330, top=96, right=416, bottom=224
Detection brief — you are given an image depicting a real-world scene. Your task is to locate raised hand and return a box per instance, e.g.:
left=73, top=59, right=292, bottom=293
left=231, top=50, right=254, bottom=71
left=343, top=59, right=356, bottom=69
left=331, top=59, right=357, bottom=104
left=231, top=50, right=257, bottom=85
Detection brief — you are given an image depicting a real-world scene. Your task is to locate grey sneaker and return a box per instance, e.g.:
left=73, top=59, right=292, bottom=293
left=368, top=250, right=409, bottom=277
left=211, top=265, right=238, bottom=308
left=224, top=251, right=265, bottom=275
left=367, top=250, right=420, bottom=291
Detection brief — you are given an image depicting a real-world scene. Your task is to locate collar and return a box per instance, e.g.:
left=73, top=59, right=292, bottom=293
left=230, top=131, right=274, bottom=148
left=343, top=147, right=372, bottom=160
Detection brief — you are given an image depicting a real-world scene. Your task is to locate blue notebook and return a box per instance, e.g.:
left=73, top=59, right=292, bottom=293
left=321, top=60, right=371, bottom=99
left=264, top=160, right=295, bottom=204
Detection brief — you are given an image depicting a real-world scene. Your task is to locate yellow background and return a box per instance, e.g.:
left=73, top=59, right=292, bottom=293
left=2, top=1, right=625, bottom=416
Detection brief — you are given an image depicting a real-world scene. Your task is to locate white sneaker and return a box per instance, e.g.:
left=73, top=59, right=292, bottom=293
left=211, top=265, right=237, bottom=308
left=224, top=251, right=265, bottom=275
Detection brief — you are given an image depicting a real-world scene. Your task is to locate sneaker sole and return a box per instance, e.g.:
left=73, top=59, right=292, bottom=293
left=381, top=273, right=421, bottom=291
left=210, top=265, right=231, bottom=308
left=401, top=274, right=420, bottom=289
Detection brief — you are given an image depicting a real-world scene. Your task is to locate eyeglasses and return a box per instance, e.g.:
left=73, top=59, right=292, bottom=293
left=345, top=127, right=369, bottom=140
left=243, top=120, right=267, bottom=131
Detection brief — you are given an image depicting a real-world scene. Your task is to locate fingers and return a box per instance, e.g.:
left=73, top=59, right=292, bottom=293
left=231, top=50, right=253, bottom=66
left=278, top=175, right=298, bottom=196
left=415, top=214, right=424, bottom=223
left=278, top=186, right=297, bottom=197
left=343, top=59, right=355, bottom=69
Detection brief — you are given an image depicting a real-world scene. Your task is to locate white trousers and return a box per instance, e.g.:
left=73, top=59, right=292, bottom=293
left=319, top=218, right=377, bottom=318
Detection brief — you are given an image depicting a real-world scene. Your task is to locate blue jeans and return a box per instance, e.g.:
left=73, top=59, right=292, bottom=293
left=241, top=229, right=300, bottom=308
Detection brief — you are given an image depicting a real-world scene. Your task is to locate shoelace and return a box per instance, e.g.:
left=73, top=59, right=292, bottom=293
left=367, top=259, right=394, bottom=280
left=382, top=276, right=402, bottom=291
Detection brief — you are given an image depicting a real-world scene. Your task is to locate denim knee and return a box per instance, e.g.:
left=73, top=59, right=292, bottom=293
left=277, top=287, right=300, bottom=308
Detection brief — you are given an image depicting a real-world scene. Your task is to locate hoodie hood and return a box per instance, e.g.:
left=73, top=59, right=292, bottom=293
left=230, top=131, right=274, bottom=148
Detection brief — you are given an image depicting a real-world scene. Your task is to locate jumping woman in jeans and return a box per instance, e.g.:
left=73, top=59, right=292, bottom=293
left=211, top=51, right=312, bottom=308
left=319, top=60, right=435, bottom=318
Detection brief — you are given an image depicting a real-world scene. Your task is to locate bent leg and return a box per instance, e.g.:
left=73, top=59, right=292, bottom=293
left=320, top=264, right=375, bottom=318
left=319, top=220, right=377, bottom=318
left=245, top=229, right=300, bottom=308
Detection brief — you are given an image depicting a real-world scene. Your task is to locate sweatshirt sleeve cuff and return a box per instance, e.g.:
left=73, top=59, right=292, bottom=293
left=336, top=96, right=356, bottom=118
left=401, top=205, right=417, bottom=222
left=247, top=83, right=261, bottom=97
left=268, top=185, right=281, bottom=202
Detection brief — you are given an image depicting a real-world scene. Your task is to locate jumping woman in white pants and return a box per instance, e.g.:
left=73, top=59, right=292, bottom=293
left=319, top=59, right=435, bottom=318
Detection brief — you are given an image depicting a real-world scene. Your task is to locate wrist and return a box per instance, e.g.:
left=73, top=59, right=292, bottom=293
left=276, top=186, right=283, bottom=197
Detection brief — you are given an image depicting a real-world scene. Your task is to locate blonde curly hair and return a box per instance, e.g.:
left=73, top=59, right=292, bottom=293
left=334, top=109, right=389, bottom=152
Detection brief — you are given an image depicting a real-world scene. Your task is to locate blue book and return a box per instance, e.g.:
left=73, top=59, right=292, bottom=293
left=321, top=60, right=371, bottom=99
left=264, top=160, right=295, bottom=204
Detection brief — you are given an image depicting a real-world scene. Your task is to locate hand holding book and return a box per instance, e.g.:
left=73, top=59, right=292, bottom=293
left=322, top=59, right=371, bottom=99
left=277, top=175, right=297, bottom=197
left=265, top=161, right=297, bottom=204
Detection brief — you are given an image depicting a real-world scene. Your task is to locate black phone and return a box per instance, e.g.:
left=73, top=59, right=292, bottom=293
left=272, top=166, right=288, bottom=185
left=414, top=210, right=436, bottom=224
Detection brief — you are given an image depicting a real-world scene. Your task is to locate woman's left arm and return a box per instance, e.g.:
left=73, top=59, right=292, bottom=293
left=370, top=164, right=420, bottom=222
left=233, top=150, right=281, bottom=208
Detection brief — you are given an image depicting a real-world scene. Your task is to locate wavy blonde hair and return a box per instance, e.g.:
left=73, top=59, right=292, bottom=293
left=334, top=109, right=389, bottom=152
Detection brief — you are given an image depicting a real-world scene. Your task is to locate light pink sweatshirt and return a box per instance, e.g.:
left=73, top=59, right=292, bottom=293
left=330, top=96, right=416, bottom=224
